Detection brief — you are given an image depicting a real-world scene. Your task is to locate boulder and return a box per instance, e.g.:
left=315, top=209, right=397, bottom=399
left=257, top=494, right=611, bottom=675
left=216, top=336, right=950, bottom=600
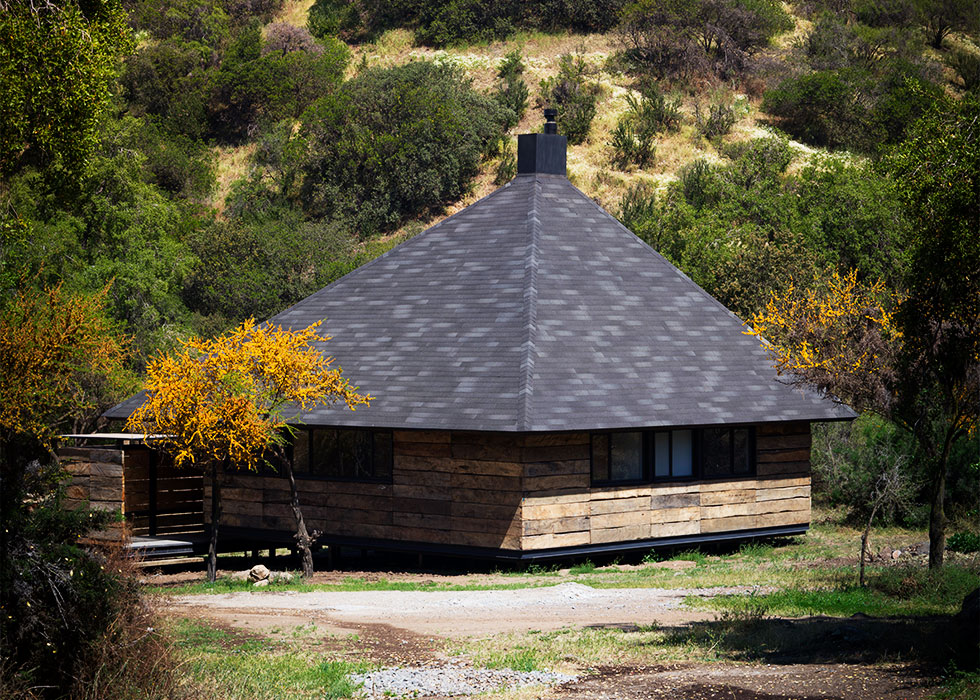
left=269, top=571, right=294, bottom=584
left=253, top=579, right=270, bottom=588
left=249, top=564, right=271, bottom=582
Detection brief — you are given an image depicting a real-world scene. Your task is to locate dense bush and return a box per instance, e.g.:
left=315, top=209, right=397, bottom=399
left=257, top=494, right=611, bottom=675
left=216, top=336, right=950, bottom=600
left=610, top=81, right=680, bottom=169
left=120, top=40, right=215, bottom=140
left=208, top=25, right=349, bottom=143
left=616, top=137, right=911, bottom=318
left=540, top=54, right=601, bottom=145
left=330, top=0, right=626, bottom=46
left=694, top=98, right=738, bottom=139
left=619, top=0, right=794, bottom=81
left=762, top=15, right=944, bottom=152
left=947, top=531, right=980, bottom=553
left=0, top=460, right=180, bottom=699
left=947, top=46, right=980, bottom=92
left=298, top=61, right=507, bottom=233
left=494, top=50, right=530, bottom=130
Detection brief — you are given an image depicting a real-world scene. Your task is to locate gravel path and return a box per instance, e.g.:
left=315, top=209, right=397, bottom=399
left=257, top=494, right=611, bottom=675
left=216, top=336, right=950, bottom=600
left=351, top=664, right=578, bottom=698
left=169, top=582, right=771, bottom=636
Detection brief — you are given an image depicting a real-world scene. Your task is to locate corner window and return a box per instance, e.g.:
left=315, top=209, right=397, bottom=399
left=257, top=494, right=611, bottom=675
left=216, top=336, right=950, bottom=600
left=591, top=426, right=754, bottom=484
left=702, top=427, right=752, bottom=478
left=292, top=428, right=392, bottom=481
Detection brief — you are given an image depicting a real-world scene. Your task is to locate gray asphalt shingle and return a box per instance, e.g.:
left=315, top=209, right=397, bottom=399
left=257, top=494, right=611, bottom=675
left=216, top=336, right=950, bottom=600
left=105, top=173, right=853, bottom=429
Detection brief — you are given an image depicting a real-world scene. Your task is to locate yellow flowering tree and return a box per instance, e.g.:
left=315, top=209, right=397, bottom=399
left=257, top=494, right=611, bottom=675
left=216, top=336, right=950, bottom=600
left=748, top=269, right=978, bottom=569
left=126, top=319, right=370, bottom=581
left=747, top=270, right=901, bottom=416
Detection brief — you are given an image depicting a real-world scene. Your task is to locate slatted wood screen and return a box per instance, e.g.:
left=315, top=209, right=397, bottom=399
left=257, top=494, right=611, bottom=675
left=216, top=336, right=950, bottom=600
left=124, top=449, right=205, bottom=536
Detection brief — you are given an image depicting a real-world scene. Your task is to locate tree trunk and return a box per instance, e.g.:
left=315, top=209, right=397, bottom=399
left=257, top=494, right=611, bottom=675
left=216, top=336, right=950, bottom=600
left=283, top=457, right=315, bottom=578
left=928, top=450, right=949, bottom=570
left=207, top=459, right=224, bottom=583
left=860, top=501, right=881, bottom=588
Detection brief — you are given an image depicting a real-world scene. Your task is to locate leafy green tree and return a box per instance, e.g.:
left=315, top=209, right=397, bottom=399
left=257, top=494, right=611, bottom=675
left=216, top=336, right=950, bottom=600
left=208, top=25, right=349, bottom=144
left=0, top=0, right=135, bottom=178
left=298, top=60, right=506, bottom=234
left=884, top=94, right=980, bottom=568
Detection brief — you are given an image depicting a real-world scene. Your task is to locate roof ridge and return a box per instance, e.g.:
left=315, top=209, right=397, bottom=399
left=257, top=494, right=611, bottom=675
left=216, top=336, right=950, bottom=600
left=517, top=176, right=542, bottom=431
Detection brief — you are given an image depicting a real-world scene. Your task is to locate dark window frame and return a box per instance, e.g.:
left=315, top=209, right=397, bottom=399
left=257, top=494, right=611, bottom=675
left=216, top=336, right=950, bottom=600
left=291, top=427, right=393, bottom=483
left=590, top=426, right=756, bottom=486
left=590, top=431, right=649, bottom=486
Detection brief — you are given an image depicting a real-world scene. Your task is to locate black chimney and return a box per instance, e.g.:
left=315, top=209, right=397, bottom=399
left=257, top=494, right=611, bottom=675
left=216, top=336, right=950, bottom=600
left=517, top=109, right=567, bottom=176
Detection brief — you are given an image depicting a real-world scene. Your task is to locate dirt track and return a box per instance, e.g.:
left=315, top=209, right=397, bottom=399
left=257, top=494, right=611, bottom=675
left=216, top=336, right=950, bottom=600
left=167, top=582, right=746, bottom=636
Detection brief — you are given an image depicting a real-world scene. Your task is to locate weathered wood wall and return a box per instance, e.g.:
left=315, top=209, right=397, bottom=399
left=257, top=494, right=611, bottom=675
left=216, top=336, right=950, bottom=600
left=520, top=422, right=811, bottom=550
left=213, top=431, right=524, bottom=550
left=60, top=446, right=128, bottom=541
left=214, top=421, right=811, bottom=553
left=59, top=445, right=204, bottom=538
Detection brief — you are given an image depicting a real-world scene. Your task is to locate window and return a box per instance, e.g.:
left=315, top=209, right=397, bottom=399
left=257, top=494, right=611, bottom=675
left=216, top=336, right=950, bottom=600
left=292, top=428, right=392, bottom=481
left=591, top=426, right=754, bottom=484
left=652, top=429, right=693, bottom=479
left=701, top=427, right=752, bottom=478
left=591, top=431, right=645, bottom=483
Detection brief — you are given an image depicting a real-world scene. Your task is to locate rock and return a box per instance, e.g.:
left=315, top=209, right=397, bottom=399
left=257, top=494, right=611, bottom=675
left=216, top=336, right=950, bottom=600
left=253, top=579, right=270, bottom=588
left=891, top=549, right=902, bottom=560
left=269, top=571, right=294, bottom=584
left=229, top=570, right=251, bottom=582
left=249, top=564, right=271, bottom=582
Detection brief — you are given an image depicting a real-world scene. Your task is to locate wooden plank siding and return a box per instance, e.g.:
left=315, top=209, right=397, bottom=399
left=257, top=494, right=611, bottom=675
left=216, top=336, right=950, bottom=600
left=213, top=431, right=524, bottom=550
left=520, top=421, right=812, bottom=550
left=210, top=421, right=812, bottom=553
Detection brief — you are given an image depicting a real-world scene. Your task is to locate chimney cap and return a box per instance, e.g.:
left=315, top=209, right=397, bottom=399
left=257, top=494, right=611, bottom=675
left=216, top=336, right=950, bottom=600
left=543, top=108, right=558, bottom=134
left=517, top=109, right=566, bottom=176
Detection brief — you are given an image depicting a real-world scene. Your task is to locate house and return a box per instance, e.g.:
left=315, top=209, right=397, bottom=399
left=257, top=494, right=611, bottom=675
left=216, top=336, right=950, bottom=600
left=103, top=115, right=854, bottom=560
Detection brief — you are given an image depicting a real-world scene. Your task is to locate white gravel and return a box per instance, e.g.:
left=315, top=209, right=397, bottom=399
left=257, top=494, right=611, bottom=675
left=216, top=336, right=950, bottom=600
left=351, top=664, right=578, bottom=697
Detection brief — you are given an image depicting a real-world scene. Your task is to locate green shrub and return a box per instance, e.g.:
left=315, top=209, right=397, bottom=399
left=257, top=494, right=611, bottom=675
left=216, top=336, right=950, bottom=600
left=299, top=60, right=507, bottom=233
left=610, top=82, right=680, bottom=169
left=694, top=99, right=738, bottom=139
left=948, top=46, right=980, bottom=93
left=120, top=40, right=215, bottom=140
left=540, top=53, right=600, bottom=145
left=494, top=50, right=530, bottom=130
left=334, top=0, right=625, bottom=46
left=0, top=461, right=180, bottom=699
left=619, top=0, right=793, bottom=81
left=494, top=138, right=517, bottom=184
left=763, top=69, right=877, bottom=150
left=948, top=532, right=980, bottom=553
left=209, top=26, right=349, bottom=143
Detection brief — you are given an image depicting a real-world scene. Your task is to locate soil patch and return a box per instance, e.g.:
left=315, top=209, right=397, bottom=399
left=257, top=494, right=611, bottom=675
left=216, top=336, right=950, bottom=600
left=554, top=663, right=938, bottom=700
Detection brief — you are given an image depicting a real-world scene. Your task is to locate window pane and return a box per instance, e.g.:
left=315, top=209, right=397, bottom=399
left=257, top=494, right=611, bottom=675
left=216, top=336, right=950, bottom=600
left=654, top=432, right=670, bottom=478
left=591, top=434, right=609, bottom=481
left=291, top=430, right=310, bottom=474
left=702, top=428, right=730, bottom=477
left=610, top=432, right=643, bottom=481
left=733, top=428, right=750, bottom=474
left=351, top=431, right=373, bottom=478
left=373, top=432, right=393, bottom=478
left=672, top=430, right=693, bottom=477
left=312, top=429, right=340, bottom=476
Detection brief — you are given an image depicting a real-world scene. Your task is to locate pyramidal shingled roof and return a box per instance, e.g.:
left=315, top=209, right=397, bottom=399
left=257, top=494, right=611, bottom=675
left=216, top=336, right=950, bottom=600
left=106, top=146, right=853, bottom=430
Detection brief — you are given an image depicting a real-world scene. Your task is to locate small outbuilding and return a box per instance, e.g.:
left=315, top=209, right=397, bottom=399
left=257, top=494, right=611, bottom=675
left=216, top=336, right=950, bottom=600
left=105, top=117, right=853, bottom=560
